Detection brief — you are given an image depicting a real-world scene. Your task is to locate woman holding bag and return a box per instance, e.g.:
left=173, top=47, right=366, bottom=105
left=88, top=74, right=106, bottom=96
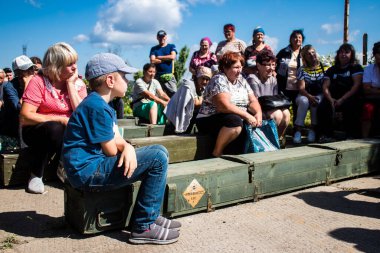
left=196, top=52, right=262, bottom=157
left=247, top=50, right=290, bottom=147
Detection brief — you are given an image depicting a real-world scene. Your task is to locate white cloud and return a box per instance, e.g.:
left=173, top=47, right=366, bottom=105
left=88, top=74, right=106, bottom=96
left=90, top=0, right=183, bottom=46
left=73, top=34, right=89, bottom=43
left=349, top=29, right=361, bottom=42
left=321, top=23, right=341, bottom=34
left=316, top=38, right=341, bottom=45
left=265, top=35, right=279, bottom=54
left=25, top=0, right=41, bottom=8
left=187, top=0, right=225, bottom=5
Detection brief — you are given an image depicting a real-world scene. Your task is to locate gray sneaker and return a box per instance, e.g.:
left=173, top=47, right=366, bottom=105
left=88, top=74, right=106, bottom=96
left=155, top=216, right=181, bottom=231
left=129, top=223, right=179, bottom=245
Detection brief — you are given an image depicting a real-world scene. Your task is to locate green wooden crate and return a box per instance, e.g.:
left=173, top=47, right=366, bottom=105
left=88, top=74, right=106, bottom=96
left=118, top=125, right=149, bottom=139
left=164, top=158, right=253, bottom=217
left=0, top=149, right=57, bottom=187
left=117, top=118, right=138, bottom=126
left=64, top=182, right=140, bottom=234
left=130, top=135, right=213, bottom=164
left=222, top=146, right=337, bottom=199
left=309, top=139, right=380, bottom=183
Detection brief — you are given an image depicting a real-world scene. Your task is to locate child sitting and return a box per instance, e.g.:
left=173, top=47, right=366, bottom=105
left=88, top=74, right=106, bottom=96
left=62, top=53, right=180, bottom=244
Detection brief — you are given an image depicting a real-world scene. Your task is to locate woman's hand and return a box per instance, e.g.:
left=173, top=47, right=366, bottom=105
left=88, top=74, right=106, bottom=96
left=66, top=68, right=79, bottom=86
left=335, top=98, right=344, bottom=107
left=119, top=143, right=137, bottom=178
left=308, top=95, right=319, bottom=106
left=245, top=113, right=259, bottom=127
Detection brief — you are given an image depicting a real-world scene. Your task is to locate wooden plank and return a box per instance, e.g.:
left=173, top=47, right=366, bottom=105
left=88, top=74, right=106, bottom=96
left=130, top=135, right=213, bottom=163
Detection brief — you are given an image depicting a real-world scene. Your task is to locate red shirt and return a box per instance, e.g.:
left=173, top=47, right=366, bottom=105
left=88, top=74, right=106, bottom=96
left=22, top=74, right=87, bottom=117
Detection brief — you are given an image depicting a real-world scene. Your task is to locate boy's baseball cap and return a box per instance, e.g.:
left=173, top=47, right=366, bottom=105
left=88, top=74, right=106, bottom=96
left=12, top=55, right=35, bottom=71
left=85, top=53, right=138, bottom=80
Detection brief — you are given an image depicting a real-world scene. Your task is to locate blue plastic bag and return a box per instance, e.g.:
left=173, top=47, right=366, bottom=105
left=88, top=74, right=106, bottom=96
left=243, top=119, right=280, bottom=153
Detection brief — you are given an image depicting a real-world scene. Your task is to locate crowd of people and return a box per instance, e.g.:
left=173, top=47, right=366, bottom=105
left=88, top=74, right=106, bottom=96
left=0, top=23, right=379, bottom=245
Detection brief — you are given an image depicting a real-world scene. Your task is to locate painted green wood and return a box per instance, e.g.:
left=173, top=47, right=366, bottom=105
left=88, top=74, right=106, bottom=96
left=0, top=149, right=56, bottom=187
left=223, top=146, right=336, bottom=199
left=117, top=118, right=138, bottom=126
left=164, top=158, right=253, bottom=217
left=309, top=139, right=380, bottom=183
left=64, top=183, right=139, bottom=234
left=118, top=126, right=148, bottom=139
left=130, top=135, right=213, bottom=163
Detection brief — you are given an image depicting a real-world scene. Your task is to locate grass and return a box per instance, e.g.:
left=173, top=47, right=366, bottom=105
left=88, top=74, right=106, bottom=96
left=0, top=235, right=20, bottom=250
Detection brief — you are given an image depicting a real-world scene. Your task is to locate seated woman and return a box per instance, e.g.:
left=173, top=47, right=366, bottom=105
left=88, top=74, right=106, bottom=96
left=189, top=37, right=217, bottom=77
left=196, top=51, right=262, bottom=157
left=293, top=45, right=329, bottom=144
left=362, top=41, right=380, bottom=137
left=247, top=50, right=290, bottom=146
left=132, top=63, right=170, bottom=125
left=20, top=42, right=88, bottom=194
left=164, top=66, right=212, bottom=134
left=318, top=43, right=363, bottom=141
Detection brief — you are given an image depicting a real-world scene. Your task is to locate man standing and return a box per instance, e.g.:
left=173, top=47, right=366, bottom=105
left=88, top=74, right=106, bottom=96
left=215, top=23, right=247, bottom=60
left=150, top=30, right=177, bottom=97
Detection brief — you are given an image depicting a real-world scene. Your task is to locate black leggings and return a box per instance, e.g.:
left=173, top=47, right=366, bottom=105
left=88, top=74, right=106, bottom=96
left=196, top=113, right=246, bottom=155
left=22, top=121, right=66, bottom=178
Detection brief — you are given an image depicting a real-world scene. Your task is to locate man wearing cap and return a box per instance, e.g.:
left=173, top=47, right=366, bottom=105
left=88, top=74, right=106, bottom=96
left=164, top=66, right=212, bottom=133
left=63, top=53, right=181, bottom=245
left=215, top=23, right=247, bottom=60
left=149, top=30, right=177, bottom=97
left=1, top=55, right=35, bottom=137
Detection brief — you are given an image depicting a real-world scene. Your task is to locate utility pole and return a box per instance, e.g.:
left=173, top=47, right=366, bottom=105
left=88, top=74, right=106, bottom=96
left=22, top=44, right=27, bottom=55
left=363, top=33, right=368, bottom=65
left=343, top=0, right=349, bottom=43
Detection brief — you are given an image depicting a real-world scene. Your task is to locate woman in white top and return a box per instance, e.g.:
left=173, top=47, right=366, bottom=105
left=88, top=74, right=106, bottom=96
left=362, top=41, right=380, bottom=137
left=196, top=52, right=262, bottom=157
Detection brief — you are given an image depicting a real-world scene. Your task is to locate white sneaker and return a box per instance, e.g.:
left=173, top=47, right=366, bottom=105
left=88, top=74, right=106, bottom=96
left=293, top=131, right=302, bottom=144
left=28, top=174, right=45, bottom=194
left=307, top=129, right=316, bottom=143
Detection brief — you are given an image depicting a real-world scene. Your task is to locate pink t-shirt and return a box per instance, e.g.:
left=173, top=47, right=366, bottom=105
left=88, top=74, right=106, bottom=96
left=22, top=74, right=87, bottom=117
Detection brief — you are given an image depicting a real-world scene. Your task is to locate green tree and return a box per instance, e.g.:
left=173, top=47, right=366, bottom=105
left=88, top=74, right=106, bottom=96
left=174, top=45, right=190, bottom=83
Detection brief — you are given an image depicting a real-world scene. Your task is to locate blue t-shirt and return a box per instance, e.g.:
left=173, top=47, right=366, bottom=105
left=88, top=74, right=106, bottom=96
left=62, top=92, right=117, bottom=188
left=149, top=44, right=177, bottom=77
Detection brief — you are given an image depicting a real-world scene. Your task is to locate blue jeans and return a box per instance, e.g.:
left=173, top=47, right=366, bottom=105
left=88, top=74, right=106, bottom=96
left=83, top=144, right=169, bottom=231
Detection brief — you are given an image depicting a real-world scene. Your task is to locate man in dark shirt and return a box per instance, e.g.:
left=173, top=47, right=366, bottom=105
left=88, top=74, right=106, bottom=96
left=149, top=30, right=177, bottom=97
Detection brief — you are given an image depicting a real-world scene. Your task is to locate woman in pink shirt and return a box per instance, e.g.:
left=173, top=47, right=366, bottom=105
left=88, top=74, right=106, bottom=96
left=189, top=37, right=217, bottom=76
left=20, top=42, right=87, bottom=194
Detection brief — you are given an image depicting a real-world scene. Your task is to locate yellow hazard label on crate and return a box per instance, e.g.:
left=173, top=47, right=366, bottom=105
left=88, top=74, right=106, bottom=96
left=183, top=179, right=206, bottom=208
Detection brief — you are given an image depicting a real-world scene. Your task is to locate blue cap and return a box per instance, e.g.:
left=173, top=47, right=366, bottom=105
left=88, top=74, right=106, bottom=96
left=253, top=26, right=265, bottom=36
left=85, top=53, right=138, bottom=80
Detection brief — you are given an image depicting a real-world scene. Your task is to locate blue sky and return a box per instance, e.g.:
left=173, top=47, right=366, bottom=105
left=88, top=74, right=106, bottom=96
left=1, top=0, right=379, bottom=78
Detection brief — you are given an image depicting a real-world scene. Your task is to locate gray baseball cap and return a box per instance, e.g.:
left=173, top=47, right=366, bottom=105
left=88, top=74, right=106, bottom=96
left=12, top=55, right=35, bottom=71
left=85, top=53, right=138, bottom=80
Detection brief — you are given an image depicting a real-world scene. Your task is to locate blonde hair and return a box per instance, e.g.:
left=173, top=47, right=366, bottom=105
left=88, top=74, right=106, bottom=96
left=42, top=42, right=78, bottom=82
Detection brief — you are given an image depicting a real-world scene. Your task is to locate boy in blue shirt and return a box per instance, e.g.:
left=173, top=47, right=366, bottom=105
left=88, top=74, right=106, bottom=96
left=62, top=53, right=180, bottom=244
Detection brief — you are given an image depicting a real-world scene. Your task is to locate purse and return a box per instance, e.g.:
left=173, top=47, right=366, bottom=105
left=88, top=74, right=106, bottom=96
left=258, top=93, right=291, bottom=110
left=243, top=119, right=280, bottom=153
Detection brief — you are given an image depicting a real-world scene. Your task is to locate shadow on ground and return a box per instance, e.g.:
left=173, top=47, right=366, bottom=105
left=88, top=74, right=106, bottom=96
left=329, top=227, right=380, bottom=253
left=294, top=188, right=380, bottom=219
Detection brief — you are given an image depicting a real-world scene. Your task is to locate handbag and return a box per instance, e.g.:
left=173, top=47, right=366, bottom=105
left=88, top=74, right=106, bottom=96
left=243, top=119, right=280, bottom=153
left=258, top=93, right=291, bottom=110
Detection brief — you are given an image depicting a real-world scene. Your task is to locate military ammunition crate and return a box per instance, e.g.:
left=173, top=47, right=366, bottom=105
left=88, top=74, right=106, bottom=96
left=309, top=139, right=380, bottom=183
left=223, top=146, right=337, bottom=199
left=130, top=135, right=213, bottom=164
left=64, top=182, right=140, bottom=234
left=164, top=158, right=253, bottom=217
left=0, top=149, right=57, bottom=187
left=118, top=124, right=166, bottom=139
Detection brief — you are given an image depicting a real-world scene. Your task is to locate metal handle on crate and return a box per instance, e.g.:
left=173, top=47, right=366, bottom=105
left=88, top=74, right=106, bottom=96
left=96, top=208, right=124, bottom=228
